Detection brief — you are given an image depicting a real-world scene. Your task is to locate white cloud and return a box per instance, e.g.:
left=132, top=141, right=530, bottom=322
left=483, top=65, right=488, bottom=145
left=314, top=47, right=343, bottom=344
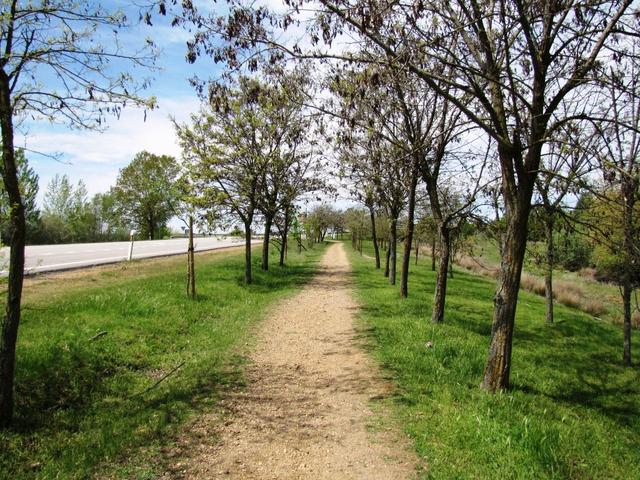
left=18, top=96, right=199, bottom=164
left=16, top=95, right=201, bottom=201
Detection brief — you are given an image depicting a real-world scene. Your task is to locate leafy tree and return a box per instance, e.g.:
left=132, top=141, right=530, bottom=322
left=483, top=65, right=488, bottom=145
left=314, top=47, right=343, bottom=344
left=305, top=205, right=341, bottom=244
left=112, top=151, right=180, bottom=240
left=39, top=174, right=97, bottom=243
left=176, top=76, right=273, bottom=284
left=90, top=191, right=128, bottom=241
left=253, top=68, right=323, bottom=271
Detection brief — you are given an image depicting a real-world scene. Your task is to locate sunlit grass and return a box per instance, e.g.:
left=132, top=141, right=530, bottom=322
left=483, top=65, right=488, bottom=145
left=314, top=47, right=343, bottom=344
left=349, top=241, right=640, bottom=479
left=0, top=244, right=326, bottom=479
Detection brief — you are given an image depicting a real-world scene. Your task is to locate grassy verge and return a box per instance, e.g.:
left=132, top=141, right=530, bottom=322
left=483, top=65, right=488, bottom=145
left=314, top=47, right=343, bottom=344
left=0, top=244, right=326, bottom=479
left=348, top=241, right=640, bottom=479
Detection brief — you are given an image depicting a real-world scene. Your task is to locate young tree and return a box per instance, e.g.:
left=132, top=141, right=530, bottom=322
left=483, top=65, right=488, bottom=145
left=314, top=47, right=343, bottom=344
left=344, top=206, right=369, bottom=253
left=332, top=63, right=415, bottom=290
left=533, top=129, right=593, bottom=324
left=0, top=1, right=156, bottom=427
left=112, top=151, right=180, bottom=240
left=588, top=56, right=640, bottom=366
left=176, top=76, right=276, bottom=284
left=254, top=68, right=323, bottom=270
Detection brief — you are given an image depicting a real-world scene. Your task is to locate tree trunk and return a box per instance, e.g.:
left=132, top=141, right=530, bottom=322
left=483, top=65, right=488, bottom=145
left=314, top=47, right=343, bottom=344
left=449, top=257, right=454, bottom=279
left=0, top=76, right=25, bottom=428
left=261, top=216, right=272, bottom=271
left=481, top=205, right=530, bottom=392
left=415, top=238, right=419, bottom=265
left=400, top=175, right=418, bottom=297
left=622, top=178, right=635, bottom=366
left=623, top=282, right=632, bottom=367
left=148, top=215, right=154, bottom=240
left=369, top=206, right=381, bottom=269
left=389, top=217, right=398, bottom=285
left=432, top=226, right=451, bottom=323
left=544, top=215, right=554, bottom=324
left=431, top=236, right=436, bottom=271
left=279, top=209, right=289, bottom=267
left=244, top=221, right=253, bottom=284
left=384, top=241, right=391, bottom=278
left=187, top=215, right=196, bottom=300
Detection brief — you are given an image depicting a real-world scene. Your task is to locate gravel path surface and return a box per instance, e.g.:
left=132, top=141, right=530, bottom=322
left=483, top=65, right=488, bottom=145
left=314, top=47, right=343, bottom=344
left=161, top=242, right=417, bottom=479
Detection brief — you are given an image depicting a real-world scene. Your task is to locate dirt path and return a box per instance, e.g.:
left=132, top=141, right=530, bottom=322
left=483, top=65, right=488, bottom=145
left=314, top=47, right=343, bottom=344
left=163, top=242, right=417, bottom=479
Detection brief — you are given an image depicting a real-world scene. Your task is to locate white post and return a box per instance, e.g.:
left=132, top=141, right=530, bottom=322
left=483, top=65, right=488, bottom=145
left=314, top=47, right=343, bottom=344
left=128, top=229, right=136, bottom=261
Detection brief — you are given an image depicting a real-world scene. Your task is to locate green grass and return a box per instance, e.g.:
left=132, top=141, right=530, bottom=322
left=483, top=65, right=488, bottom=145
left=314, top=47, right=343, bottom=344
left=348, top=241, right=640, bottom=479
left=470, top=233, right=626, bottom=324
left=0, top=244, right=326, bottom=479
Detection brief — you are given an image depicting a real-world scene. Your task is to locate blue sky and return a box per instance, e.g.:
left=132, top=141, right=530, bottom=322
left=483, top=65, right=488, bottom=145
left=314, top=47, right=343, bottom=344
left=15, top=2, right=222, bottom=205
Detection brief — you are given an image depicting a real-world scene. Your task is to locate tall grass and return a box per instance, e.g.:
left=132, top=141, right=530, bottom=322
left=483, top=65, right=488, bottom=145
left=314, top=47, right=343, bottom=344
left=456, top=252, right=608, bottom=318
left=349, top=241, right=640, bottom=479
left=0, top=244, right=326, bottom=479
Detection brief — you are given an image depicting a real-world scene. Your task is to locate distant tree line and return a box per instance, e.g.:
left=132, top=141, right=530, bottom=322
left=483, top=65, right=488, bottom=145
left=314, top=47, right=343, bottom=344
left=0, top=150, right=181, bottom=246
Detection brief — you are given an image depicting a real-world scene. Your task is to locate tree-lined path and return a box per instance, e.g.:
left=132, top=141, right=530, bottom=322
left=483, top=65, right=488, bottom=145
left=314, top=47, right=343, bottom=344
left=163, top=242, right=416, bottom=479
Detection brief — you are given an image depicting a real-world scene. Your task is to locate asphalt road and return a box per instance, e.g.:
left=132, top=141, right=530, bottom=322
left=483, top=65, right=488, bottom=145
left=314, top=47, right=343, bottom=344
left=0, top=236, right=249, bottom=275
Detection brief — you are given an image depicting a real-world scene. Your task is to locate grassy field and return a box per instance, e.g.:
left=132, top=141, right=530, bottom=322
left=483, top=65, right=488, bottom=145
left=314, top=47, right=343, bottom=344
left=0, top=244, right=326, bottom=479
left=348, top=242, right=640, bottom=479
left=463, top=234, right=631, bottom=325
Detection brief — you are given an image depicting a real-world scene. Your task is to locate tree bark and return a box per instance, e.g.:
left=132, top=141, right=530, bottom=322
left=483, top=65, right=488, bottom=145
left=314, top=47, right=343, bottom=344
left=389, top=218, right=398, bottom=285
left=544, top=215, right=554, bottom=324
left=622, top=177, right=635, bottom=366
left=0, top=73, right=25, bottom=428
left=431, top=236, right=436, bottom=271
left=187, top=215, right=196, bottom=300
left=432, top=226, right=451, bottom=323
left=384, top=241, right=391, bottom=278
left=261, top=216, right=272, bottom=271
left=244, top=221, right=253, bottom=284
left=279, top=209, right=289, bottom=267
left=481, top=201, right=530, bottom=392
left=415, top=238, right=419, bottom=265
left=400, top=174, right=418, bottom=297
left=623, top=282, right=632, bottom=367
left=369, top=205, right=381, bottom=269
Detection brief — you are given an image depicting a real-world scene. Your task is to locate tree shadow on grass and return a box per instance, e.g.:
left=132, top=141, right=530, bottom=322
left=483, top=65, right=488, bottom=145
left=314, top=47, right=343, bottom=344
left=514, top=371, right=640, bottom=430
